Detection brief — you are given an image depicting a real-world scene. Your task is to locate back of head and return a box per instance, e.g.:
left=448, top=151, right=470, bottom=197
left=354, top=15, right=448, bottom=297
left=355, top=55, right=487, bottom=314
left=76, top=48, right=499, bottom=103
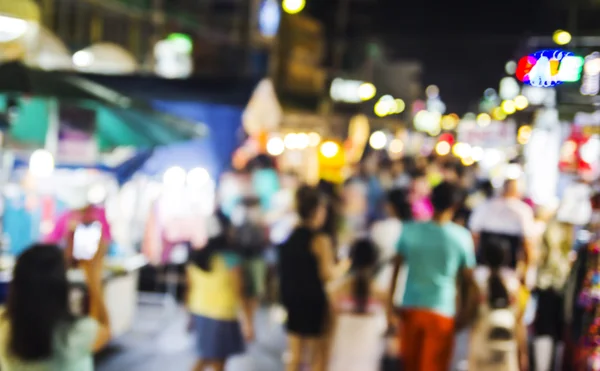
left=431, top=181, right=464, bottom=214
left=350, top=239, right=378, bottom=314
left=503, top=179, right=520, bottom=198
left=191, top=212, right=231, bottom=272
left=8, top=244, right=72, bottom=361
left=481, top=238, right=510, bottom=309
left=387, top=189, right=413, bottom=221
left=296, top=185, right=323, bottom=222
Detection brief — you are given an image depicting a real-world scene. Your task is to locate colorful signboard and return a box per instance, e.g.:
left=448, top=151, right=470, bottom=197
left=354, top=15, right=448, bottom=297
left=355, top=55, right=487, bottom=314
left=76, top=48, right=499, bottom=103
left=516, top=49, right=584, bottom=87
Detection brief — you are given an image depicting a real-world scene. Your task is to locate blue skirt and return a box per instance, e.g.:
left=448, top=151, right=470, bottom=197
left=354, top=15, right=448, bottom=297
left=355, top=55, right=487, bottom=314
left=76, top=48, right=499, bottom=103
left=192, top=314, right=245, bottom=360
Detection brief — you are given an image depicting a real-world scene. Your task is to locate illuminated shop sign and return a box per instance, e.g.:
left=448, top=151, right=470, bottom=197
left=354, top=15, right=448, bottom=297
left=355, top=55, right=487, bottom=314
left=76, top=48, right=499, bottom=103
left=581, top=52, right=600, bottom=96
left=516, top=49, right=584, bottom=87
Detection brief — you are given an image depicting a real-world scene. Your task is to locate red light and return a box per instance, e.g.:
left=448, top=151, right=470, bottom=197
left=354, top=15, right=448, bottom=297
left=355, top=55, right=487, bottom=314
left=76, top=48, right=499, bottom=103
left=516, top=56, right=536, bottom=83
left=438, top=133, right=454, bottom=145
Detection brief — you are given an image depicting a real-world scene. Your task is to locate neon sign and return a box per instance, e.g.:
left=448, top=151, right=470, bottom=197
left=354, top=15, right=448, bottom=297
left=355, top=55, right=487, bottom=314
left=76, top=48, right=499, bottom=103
left=516, top=50, right=584, bottom=87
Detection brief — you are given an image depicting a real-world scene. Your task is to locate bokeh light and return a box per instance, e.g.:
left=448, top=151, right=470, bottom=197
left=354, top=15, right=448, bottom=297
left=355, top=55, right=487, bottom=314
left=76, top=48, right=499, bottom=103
left=284, top=133, right=299, bottom=149
left=187, top=167, right=210, bottom=187
left=452, top=142, right=472, bottom=158
left=476, top=113, right=491, bottom=127
left=441, top=114, right=459, bottom=130
left=320, top=141, right=340, bottom=158
left=388, top=139, right=404, bottom=154
left=163, top=166, right=186, bottom=187
left=471, top=146, right=484, bottom=162
left=308, top=132, right=321, bottom=147
left=461, top=157, right=475, bottom=166
left=29, top=149, right=55, bottom=178
left=266, top=137, right=285, bottom=156
left=514, top=95, right=529, bottom=110
left=369, top=131, right=387, bottom=150
left=358, top=83, right=377, bottom=101
left=426, top=85, right=440, bottom=99
left=517, top=125, right=532, bottom=145
left=492, top=107, right=507, bottom=120
left=553, top=30, right=572, bottom=46
left=505, top=61, right=517, bottom=75
left=282, top=0, right=306, bottom=14
left=296, top=133, right=309, bottom=149
left=435, top=141, right=451, bottom=156
left=501, top=100, right=516, bottom=115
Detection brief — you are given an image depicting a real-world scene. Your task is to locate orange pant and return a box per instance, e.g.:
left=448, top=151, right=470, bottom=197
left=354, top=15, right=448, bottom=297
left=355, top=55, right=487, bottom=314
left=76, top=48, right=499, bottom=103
left=400, top=309, right=455, bottom=371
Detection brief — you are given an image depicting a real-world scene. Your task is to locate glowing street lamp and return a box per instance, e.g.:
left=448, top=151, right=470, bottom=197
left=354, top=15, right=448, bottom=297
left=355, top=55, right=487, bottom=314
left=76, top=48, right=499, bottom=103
left=282, top=0, right=306, bottom=14
left=553, top=30, right=572, bottom=46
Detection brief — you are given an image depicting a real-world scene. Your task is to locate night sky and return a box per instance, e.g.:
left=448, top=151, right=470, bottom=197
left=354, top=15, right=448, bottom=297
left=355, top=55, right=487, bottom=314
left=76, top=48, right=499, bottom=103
left=308, top=0, right=572, bottom=114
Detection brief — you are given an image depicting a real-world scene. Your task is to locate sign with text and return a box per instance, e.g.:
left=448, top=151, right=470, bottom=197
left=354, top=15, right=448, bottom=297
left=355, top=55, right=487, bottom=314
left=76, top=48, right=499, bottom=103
left=457, top=120, right=516, bottom=148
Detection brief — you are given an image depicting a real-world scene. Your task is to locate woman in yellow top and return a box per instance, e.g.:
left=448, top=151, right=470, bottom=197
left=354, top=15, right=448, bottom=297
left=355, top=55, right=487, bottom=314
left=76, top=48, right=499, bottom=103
left=187, top=211, right=254, bottom=371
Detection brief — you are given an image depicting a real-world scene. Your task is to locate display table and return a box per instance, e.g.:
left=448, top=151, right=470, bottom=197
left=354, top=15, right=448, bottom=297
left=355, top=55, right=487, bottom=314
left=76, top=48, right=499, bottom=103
left=0, top=254, right=146, bottom=340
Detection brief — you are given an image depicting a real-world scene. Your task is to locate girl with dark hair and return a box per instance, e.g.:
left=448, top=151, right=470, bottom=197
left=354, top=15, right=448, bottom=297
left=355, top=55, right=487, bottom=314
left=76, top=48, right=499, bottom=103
left=328, top=239, right=387, bottom=371
left=278, top=185, right=350, bottom=371
left=0, top=244, right=110, bottom=371
left=469, top=238, right=529, bottom=371
left=186, top=211, right=254, bottom=371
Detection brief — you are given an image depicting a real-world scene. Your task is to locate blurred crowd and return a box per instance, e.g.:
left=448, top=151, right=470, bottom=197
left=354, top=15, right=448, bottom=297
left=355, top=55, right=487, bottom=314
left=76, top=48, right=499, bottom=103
left=1, top=151, right=599, bottom=371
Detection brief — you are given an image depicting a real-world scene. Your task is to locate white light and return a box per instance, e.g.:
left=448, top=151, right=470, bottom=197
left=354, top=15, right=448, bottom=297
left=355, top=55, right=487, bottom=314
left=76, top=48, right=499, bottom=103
left=72, top=50, right=94, bottom=67
left=87, top=184, right=107, bottom=204
left=0, top=16, right=29, bottom=43
left=581, top=135, right=600, bottom=163
left=369, top=131, right=387, bottom=150
left=452, top=142, right=472, bottom=159
left=505, top=61, right=517, bottom=75
left=320, top=141, right=339, bottom=158
left=284, top=133, right=299, bottom=149
left=29, top=150, right=55, bottom=178
left=388, top=139, right=404, bottom=154
left=329, top=78, right=365, bottom=103
left=506, top=164, right=522, bottom=180
left=471, top=146, right=484, bottom=162
left=499, top=77, right=520, bottom=100
left=308, top=132, right=321, bottom=147
left=581, top=52, right=600, bottom=96
left=267, top=137, right=285, bottom=156
left=426, top=85, right=439, bottom=99
left=358, top=83, right=377, bottom=101
left=296, top=133, right=310, bottom=149
left=187, top=167, right=210, bottom=187
left=163, top=166, right=186, bottom=187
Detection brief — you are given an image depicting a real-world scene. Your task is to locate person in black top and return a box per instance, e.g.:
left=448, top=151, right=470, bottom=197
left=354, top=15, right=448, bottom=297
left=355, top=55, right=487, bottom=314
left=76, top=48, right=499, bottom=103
left=278, top=185, right=349, bottom=371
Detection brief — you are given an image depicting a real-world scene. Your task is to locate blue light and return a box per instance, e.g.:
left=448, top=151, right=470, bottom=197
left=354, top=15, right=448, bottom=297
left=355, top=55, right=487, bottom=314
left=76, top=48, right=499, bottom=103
left=259, top=0, right=281, bottom=38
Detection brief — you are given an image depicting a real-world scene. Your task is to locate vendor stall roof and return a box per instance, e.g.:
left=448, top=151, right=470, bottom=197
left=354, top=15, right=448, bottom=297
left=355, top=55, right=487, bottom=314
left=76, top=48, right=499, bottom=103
left=78, top=73, right=260, bottom=107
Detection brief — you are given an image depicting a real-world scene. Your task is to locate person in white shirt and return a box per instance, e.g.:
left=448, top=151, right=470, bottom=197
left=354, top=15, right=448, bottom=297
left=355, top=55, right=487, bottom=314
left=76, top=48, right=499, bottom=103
left=469, top=179, right=536, bottom=281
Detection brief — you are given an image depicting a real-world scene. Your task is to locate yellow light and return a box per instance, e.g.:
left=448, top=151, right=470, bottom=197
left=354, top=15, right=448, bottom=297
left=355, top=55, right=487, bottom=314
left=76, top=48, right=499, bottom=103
left=369, top=131, right=387, bottom=150
left=320, top=141, right=340, bottom=158
left=282, top=0, right=306, bottom=14
left=393, top=99, right=406, bottom=113
left=461, top=157, right=475, bottom=166
left=296, top=133, right=309, bottom=149
left=441, top=114, right=459, bottom=130
left=389, top=139, right=404, bottom=154
left=435, top=141, right=451, bottom=156
left=452, top=142, right=472, bottom=158
left=374, top=101, right=388, bottom=117
left=308, top=132, right=321, bottom=147
left=553, top=30, right=572, bottom=46
left=492, top=107, right=507, bottom=121
left=358, top=83, right=377, bottom=101
left=501, top=100, right=516, bottom=115
left=514, top=95, right=529, bottom=110
left=476, top=113, right=491, bottom=127
left=517, top=125, right=532, bottom=145
left=266, top=137, right=285, bottom=156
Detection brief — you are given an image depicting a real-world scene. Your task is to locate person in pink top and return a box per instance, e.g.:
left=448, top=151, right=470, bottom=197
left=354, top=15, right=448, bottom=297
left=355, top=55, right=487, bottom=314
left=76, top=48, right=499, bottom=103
left=409, top=171, right=434, bottom=221
left=45, top=200, right=112, bottom=266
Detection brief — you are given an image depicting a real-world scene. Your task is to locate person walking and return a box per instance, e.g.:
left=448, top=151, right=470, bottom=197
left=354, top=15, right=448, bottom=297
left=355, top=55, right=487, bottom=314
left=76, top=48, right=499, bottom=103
left=468, top=239, right=529, bottom=371
left=389, top=181, right=478, bottom=371
left=0, top=244, right=111, bottom=371
left=328, top=239, right=387, bottom=371
left=278, top=185, right=349, bottom=371
left=186, top=211, right=254, bottom=371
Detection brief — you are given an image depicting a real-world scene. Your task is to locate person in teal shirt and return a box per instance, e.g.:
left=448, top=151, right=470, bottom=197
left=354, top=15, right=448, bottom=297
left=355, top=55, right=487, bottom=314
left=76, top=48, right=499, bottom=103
left=389, top=181, right=476, bottom=371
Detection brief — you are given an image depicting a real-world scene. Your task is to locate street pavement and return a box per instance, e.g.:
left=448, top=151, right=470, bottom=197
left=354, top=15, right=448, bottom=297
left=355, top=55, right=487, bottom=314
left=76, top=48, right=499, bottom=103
left=96, top=298, right=469, bottom=371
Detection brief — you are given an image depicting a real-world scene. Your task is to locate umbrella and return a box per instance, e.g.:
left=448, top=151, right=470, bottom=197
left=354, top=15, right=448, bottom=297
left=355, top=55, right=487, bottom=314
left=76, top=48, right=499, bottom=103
left=0, top=61, right=206, bottom=146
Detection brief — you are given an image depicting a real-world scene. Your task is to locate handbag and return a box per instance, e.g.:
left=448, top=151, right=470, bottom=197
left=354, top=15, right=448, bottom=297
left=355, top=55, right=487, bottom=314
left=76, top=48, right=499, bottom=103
left=455, top=271, right=481, bottom=332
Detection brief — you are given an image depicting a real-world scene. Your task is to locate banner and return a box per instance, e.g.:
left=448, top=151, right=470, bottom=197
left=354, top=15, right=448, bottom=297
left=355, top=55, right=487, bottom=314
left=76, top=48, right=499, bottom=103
left=457, top=120, right=516, bottom=148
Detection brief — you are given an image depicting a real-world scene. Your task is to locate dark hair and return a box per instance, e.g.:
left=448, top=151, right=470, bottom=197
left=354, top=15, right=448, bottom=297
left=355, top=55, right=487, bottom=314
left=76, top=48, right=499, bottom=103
left=387, top=189, right=413, bottom=221
left=430, top=181, right=464, bottom=213
left=480, top=180, right=494, bottom=199
left=6, top=244, right=74, bottom=361
left=481, top=238, right=510, bottom=309
left=190, top=211, right=231, bottom=272
left=349, top=239, right=379, bottom=314
left=296, top=185, right=325, bottom=222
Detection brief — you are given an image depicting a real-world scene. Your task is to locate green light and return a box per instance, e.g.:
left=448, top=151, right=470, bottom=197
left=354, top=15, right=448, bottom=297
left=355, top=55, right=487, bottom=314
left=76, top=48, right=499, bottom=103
left=166, top=33, right=193, bottom=54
